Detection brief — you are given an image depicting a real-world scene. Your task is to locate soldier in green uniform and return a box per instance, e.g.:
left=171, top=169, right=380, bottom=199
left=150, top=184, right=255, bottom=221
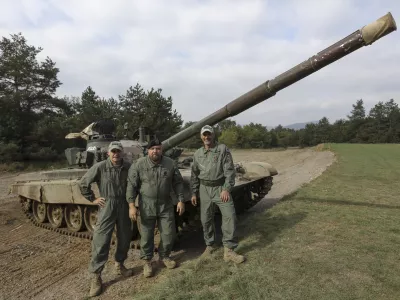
left=190, top=125, right=245, bottom=264
left=79, top=141, right=134, bottom=297
left=126, top=139, right=185, bottom=278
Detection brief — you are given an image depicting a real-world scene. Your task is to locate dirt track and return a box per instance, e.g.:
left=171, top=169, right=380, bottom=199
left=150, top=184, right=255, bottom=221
left=0, top=147, right=335, bottom=300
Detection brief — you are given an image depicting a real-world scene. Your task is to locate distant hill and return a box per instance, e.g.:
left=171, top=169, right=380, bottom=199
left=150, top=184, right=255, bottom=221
left=237, top=121, right=318, bottom=130
left=283, top=121, right=318, bottom=130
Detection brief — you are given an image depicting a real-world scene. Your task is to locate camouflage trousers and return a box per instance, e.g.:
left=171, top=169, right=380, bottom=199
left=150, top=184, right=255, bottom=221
left=88, top=198, right=132, bottom=274
left=199, top=184, right=238, bottom=249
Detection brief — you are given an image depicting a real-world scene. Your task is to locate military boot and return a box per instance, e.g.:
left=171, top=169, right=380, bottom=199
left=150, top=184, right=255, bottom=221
left=89, top=272, right=102, bottom=297
left=143, top=260, right=153, bottom=278
left=223, top=247, right=245, bottom=264
left=160, top=257, right=177, bottom=269
left=200, top=245, right=217, bottom=258
left=115, top=262, right=134, bottom=277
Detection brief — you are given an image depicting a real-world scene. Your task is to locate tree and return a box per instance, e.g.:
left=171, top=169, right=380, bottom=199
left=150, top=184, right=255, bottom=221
left=346, top=99, right=367, bottom=142
left=0, top=33, right=62, bottom=152
left=68, top=86, right=120, bottom=131
left=219, top=127, right=242, bottom=148
left=316, top=117, right=331, bottom=143
left=118, top=83, right=183, bottom=141
left=330, top=119, right=349, bottom=143
left=347, top=99, right=365, bottom=121
left=241, top=123, right=269, bottom=148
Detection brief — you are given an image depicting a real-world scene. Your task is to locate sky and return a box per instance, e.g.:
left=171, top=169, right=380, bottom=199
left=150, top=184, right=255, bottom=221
left=0, top=0, right=399, bottom=127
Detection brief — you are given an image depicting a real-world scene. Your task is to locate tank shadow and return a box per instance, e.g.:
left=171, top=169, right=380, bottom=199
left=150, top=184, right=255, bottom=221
left=170, top=206, right=307, bottom=263
left=291, top=196, right=400, bottom=210
left=235, top=210, right=307, bottom=255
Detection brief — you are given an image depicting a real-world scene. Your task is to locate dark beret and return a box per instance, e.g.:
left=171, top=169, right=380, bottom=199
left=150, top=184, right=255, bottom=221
left=147, top=138, right=162, bottom=149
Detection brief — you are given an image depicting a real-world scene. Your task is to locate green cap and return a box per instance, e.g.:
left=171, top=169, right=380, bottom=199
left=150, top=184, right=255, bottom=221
left=108, top=141, right=123, bottom=152
left=200, top=125, right=214, bottom=135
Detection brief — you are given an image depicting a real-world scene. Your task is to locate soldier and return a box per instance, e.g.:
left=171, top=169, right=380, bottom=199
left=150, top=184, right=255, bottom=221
left=79, top=141, right=134, bottom=297
left=190, top=125, right=245, bottom=264
left=126, top=138, right=185, bottom=278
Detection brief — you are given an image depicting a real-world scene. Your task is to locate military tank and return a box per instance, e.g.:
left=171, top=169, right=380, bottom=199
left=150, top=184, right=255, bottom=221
left=10, top=12, right=397, bottom=244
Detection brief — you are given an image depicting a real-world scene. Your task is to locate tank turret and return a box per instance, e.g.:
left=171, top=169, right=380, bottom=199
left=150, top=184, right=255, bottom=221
left=64, top=119, right=119, bottom=168
left=64, top=120, right=184, bottom=168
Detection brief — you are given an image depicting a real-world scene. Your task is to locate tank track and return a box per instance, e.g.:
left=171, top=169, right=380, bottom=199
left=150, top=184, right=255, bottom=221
left=233, top=176, right=274, bottom=213
left=20, top=197, right=95, bottom=241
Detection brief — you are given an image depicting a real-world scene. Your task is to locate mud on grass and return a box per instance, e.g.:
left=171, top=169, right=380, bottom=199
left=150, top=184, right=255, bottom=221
left=132, top=144, right=400, bottom=300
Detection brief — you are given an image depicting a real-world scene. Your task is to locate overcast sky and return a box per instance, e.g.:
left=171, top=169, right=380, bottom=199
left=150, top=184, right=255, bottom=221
left=1, top=0, right=399, bottom=127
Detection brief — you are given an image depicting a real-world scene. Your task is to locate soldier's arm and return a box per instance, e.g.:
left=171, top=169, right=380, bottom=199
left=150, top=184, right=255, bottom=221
left=79, top=164, right=100, bottom=202
left=190, top=153, right=200, bottom=196
left=222, top=147, right=236, bottom=192
left=126, top=162, right=140, bottom=204
left=172, top=165, right=185, bottom=202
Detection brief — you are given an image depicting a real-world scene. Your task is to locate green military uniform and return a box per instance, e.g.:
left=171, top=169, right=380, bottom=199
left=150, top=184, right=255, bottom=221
left=190, top=142, right=238, bottom=249
left=126, top=155, right=185, bottom=260
left=79, top=158, right=132, bottom=274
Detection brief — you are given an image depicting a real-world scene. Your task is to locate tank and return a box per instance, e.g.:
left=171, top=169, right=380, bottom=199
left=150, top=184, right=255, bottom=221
left=10, top=12, right=397, bottom=245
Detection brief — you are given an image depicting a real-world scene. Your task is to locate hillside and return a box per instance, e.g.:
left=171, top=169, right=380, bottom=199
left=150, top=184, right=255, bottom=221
left=283, top=121, right=318, bottom=130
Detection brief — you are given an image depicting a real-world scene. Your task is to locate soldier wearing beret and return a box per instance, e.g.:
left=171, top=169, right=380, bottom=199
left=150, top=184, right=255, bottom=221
left=126, top=138, right=185, bottom=277
left=190, top=125, right=245, bottom=264
left=79, top=141, right=134, bottom=297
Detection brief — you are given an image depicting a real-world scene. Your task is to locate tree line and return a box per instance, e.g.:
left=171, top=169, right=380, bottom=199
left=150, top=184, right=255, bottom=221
left=1, top=33, right=399, bottom=164
left=180, top=98, right=400, bottom=150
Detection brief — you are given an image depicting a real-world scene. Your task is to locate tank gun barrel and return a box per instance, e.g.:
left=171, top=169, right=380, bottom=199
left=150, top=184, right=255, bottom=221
left=162, top=12, right=397, bottom=152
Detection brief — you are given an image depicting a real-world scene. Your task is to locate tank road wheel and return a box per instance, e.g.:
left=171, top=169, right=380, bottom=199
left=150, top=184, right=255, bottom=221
left=64, top=205, right=85, bottom=232
left=32, top=201, right=47, bottom=223
left=84, top=206, right=98, bottom=233
left=47, top=204, right=65, bottom=229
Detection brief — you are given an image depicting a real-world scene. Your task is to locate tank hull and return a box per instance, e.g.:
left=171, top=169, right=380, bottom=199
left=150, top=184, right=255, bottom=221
left=11, top=162, right=277, bottom=245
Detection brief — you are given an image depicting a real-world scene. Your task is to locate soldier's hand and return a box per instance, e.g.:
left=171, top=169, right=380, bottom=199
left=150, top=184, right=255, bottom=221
left=129, top=206, right=138, bottom=221
left=177, top=202, right=185, bottom=216
left=93, top=197, right=106, bottom=207
left=220, top=190, right=230, bottom=202
left=191, top=195, right=197, bottom=206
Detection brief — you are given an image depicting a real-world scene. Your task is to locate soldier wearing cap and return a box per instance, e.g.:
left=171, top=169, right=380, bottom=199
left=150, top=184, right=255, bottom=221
left=79, top=141, right=134, bottom=297
left=126, top=138, right=185, bottom=278
left=190, top=125, right=245, bottom=264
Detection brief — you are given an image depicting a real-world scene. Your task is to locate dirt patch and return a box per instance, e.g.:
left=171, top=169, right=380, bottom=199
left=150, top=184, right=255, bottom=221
left=0, top=147, right=335, bottom=300
left=230, top=147, right=336, bottom=212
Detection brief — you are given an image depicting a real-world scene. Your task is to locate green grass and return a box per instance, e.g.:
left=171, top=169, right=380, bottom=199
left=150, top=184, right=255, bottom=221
left=131, top=144, right=400, bottom=300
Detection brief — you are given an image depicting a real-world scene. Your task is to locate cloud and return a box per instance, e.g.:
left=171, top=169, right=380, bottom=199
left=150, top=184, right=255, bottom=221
left=1, top=0, right=399, bottom=127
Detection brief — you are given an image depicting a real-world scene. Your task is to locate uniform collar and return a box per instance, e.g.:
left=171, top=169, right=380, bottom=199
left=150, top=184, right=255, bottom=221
left=203, top=142, right=219, bottom=154
left=106, top=157, right=126, bottom=169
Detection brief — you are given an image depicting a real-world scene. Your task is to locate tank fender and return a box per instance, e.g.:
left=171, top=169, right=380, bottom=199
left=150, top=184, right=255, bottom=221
left=11, top=182, right=42, bottom=202
left=237, top=162, right=278, bottom=180
left=10, top=180, right=99, bottom=205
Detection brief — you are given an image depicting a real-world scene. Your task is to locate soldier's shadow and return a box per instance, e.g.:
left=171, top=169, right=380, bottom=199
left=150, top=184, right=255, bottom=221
left=101, top=265, right=144, bottom=291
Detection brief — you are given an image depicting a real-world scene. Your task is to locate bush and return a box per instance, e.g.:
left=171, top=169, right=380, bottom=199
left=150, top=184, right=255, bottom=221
left=29, top=147, right=60, bottom=161
left=0, top=142, right=22, bottom=162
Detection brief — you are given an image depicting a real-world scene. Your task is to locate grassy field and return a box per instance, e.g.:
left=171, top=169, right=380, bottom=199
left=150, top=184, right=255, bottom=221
left=132, top=144, right=400, bottom=300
